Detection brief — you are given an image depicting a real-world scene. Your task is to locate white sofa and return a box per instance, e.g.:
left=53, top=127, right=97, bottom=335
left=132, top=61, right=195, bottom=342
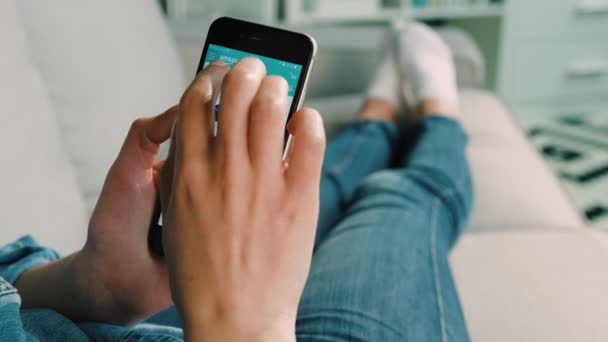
left=2, top=1, right=608, bottom=340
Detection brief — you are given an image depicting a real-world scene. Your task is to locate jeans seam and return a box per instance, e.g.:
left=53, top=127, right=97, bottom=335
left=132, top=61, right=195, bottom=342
left=329, top=123, right=383, bottom=176
left=323, top=124, right=378, bottom=212
left=0, top=278, right=17, bottom=298
left=431, top=199, right=448, bottom=342
left=120, top=331, right=182, bottom=342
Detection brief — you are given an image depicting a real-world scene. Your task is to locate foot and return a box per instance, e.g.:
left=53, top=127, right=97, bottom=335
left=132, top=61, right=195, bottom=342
left=358, top=98, right=398, bottom=122
left=394, top=21, right=459, bottom=119
left=362, top=28, right=400, bottom=122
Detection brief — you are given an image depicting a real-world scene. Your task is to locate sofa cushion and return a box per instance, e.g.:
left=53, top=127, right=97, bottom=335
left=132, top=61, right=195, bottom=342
left=0, top=0, right=87, bottom=254
left=451, top=230, right=608, bottom=342
left=305, top=90, right=584, bottom=231
left=16, top=0, right=187, bottom=213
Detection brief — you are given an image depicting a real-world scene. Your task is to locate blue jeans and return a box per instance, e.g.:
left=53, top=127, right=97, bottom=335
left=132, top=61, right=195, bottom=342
left=297, top=117, right=472, bottom=341
left=0, top=117, right=472, bottom=341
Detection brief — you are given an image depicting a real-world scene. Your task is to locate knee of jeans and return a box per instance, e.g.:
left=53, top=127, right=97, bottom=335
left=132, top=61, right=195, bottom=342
left=417, top=166, right=473, bottom=232
left=355, top=169, right=473, bottom=234
left=357, top=170, right=403, bottom=193
left=354, top=170, right=427, bottom=208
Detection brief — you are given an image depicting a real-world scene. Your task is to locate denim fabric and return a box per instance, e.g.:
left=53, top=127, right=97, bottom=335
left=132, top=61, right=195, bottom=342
left=0, top=276, right=26, bottom=342
left=0, top=117, right=472, bottom=341
left=296, top=117, right=472, bottom=341
left=0, top=236, right=61, bottom=284
left=0, top=237, right=184, bottom=341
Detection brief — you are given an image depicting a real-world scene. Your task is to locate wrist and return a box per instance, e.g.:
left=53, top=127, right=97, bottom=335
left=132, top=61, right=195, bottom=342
left=13, top=247, right=131, bottom=324
left=185, top=323, right=296, bottom=342
left=181, top=306, right=296, bottom=342
left=73, top=246, right=135, bottom=324
left=13, top=250, right=99, bottom=321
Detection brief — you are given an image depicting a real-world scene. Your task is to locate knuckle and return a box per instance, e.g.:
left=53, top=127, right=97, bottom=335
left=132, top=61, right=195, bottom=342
left=306, top=125, right=326, bottom=149
left=285, top=198, right=304, bottom=218
left=181, top=75, right=215, bottom=107
left=176, top=161, right=204, bottom=189
left=129, top=117, right=148, bottom=133
left=236, top=57, right=266, bottom=73
left=308, top=134, right=326, bottom=157
left=251, top=77, right=288, bottom=118
left=306, top=110, right=327, bottom=147
left=224, top=68, right=253, bottom=87
left=204, top=60, right=230, bottom=72
left=221, top=70, right=239, bottom=88
left=267, top=75, right=288, bottom=90
left=304, top=107, right=323, bottom=123
left=241, top=70, right=261, bottom=84
left=252, top=93, right=286, bottom=116
left=226, top=59, right=265, bottom=85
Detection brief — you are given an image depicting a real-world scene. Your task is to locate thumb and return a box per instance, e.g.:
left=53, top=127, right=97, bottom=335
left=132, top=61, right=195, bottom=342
left=116, top=106, right=178, bottom=169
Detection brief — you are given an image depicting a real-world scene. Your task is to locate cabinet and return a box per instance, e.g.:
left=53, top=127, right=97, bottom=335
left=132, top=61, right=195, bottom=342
left=496, top=0, right=608, bottom=114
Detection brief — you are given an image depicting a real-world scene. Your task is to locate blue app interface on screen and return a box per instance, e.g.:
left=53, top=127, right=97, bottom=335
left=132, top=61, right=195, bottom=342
left=203, top=44, right=304, bottom=118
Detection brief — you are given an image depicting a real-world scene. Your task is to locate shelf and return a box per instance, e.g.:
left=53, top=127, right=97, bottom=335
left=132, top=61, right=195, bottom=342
left=288, top=3, right=504, bottom=24
left=166, top=2, right=504, bottom=41
left=409, top=3, right=504, bottom=19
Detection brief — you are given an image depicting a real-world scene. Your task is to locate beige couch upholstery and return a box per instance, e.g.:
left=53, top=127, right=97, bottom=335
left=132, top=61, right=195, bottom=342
left=2, top=1, right=607, bottom=340
left=452, top=230, right=608, bottom=341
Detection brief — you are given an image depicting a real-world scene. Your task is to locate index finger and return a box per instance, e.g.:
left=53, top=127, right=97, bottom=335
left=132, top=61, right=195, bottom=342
left=175, top=60, right=230, bottom=164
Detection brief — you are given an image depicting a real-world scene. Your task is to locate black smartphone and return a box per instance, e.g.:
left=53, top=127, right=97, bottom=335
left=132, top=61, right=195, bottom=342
left=148, top=17, right=317, bottom=257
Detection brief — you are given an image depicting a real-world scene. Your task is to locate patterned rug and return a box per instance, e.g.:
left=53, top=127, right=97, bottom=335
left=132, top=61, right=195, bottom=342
left=521, top=112, right=608, bottom=229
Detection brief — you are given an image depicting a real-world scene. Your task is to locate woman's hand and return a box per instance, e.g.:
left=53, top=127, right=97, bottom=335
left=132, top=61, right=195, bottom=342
left=79, top=107, right=179, bottom=323
left=160, top=58, right=325, bottom=341
left=15, top=107, right=178, bottom=325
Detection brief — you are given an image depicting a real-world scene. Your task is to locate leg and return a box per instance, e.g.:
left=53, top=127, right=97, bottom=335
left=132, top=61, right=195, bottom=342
left=316, top=100, right=399, bottom=245
left=296, top=117, right=472, bottom=341
left=315, top=28, right=405, bottom=244
left=296, top=23, right=472, bottom=341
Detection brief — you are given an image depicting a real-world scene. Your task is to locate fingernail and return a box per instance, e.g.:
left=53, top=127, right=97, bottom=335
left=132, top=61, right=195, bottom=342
left=210, top=59, right=227, bottom=67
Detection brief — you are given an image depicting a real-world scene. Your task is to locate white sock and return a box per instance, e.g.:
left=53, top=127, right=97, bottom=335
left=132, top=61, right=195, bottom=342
left=396, top=22, right=459, bottom=116
left=366, top=32, right=400, bottom=109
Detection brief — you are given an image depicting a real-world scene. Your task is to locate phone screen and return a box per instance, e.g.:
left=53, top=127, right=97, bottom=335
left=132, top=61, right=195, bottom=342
left=203, top=44, right=304, bottom=120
